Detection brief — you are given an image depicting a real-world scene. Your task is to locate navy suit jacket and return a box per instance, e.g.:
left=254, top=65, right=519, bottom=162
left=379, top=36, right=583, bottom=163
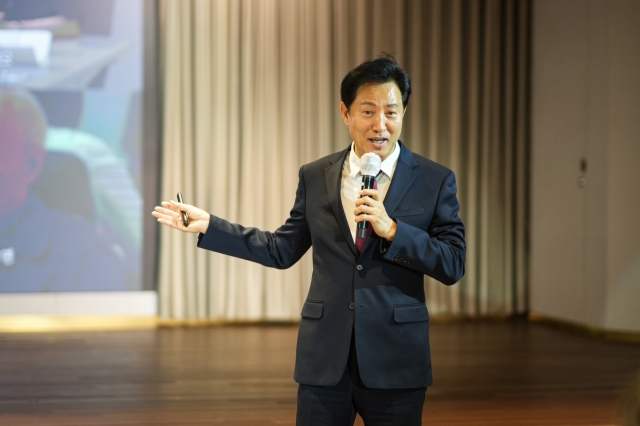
left=0, top=193, right=126, bottom=292
left=197, top=141, right=465, bottom=389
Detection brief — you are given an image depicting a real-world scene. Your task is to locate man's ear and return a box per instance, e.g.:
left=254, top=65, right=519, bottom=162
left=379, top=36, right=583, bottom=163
left=22, top=142, right=45, bottom=185
left=339, top=102, right=349, bottom=125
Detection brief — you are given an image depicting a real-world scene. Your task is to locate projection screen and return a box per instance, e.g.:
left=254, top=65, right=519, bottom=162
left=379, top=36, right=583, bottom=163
left=0, top=0, right=158, bottom=294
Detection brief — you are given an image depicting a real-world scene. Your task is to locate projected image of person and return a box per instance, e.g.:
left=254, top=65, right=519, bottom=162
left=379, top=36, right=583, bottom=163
left=0, top=88, right=126, bottom=292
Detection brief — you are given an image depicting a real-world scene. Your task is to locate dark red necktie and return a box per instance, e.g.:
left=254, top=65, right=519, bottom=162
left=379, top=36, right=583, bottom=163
left=355, top=176, right=378, bottom=254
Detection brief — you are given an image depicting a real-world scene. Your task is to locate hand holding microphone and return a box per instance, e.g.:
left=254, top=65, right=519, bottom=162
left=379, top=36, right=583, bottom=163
left=355, top=153, right=397, bottom=242
left=357, top=153, right=382, bottom=239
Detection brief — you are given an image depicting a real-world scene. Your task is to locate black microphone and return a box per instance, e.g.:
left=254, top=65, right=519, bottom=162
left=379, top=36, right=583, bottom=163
left=357, top=153, right=382, bottom=239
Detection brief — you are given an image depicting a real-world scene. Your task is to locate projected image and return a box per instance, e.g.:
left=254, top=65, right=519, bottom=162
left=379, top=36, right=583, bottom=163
left=0, top=0, right=144, bottom=292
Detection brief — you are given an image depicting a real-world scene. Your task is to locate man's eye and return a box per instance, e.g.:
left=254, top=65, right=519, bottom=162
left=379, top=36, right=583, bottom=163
left=363, top=110, right=373, bottom=115
left=387, top=111, right=397, bottom=116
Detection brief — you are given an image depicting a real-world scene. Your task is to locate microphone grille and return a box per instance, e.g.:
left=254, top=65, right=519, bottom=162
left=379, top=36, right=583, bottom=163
left=360, top=153, right=382, bottom=176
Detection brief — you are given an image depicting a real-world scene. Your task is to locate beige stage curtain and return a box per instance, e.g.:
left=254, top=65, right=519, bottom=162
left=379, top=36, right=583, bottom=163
left=157, top=0, right=530, bottom=321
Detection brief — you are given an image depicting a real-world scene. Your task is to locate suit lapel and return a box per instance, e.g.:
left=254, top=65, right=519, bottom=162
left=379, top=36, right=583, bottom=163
left=383, top=141, right=419, bottom=217
left=324, top=147, right=357, bottom=257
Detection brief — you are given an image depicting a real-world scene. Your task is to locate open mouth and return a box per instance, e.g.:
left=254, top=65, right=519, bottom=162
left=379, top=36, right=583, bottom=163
left=368, top=138, right=388, bottom=145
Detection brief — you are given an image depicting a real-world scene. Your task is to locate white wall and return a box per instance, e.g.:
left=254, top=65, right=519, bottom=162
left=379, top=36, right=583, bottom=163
left=602, top=0, right=640, bottom=331
left=531, top=0, right=640, bottom=332
left=0, top=292, right=157, bottom=316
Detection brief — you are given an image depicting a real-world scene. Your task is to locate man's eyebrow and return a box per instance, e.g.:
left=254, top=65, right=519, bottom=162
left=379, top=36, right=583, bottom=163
left=360, top=101, right=400, bottom=108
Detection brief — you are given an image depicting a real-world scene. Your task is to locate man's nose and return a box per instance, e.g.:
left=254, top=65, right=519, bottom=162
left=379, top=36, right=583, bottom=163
left=372, top=113, right=387, bottom=133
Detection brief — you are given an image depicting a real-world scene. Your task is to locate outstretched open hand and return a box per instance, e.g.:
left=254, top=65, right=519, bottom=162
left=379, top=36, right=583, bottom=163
left=152, top=200, right=210, bottom=234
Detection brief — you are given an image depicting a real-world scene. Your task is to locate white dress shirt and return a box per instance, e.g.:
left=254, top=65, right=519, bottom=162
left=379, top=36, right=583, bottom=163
left=341, top=142, right=401, bottom=242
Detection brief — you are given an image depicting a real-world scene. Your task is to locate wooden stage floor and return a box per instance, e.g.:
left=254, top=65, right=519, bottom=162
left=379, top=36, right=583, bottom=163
left=1, top=320, right=639, bottom=425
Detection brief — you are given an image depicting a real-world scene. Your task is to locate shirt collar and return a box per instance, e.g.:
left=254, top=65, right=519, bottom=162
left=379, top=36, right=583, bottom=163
left=347, top=141, right=401, bottom=179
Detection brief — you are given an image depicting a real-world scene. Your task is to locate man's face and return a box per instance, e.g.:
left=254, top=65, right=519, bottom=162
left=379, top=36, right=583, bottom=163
left=340, top=81, right=404, bottom=161
left=0, top=104, right=44, bottom=216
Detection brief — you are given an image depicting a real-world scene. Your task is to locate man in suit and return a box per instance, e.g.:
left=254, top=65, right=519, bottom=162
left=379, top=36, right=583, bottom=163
left=153, top=56, right=466, bottom=425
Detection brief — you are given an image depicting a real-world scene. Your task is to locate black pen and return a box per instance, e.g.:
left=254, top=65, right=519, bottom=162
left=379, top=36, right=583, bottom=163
left=176, top=192, right=189, bottom=227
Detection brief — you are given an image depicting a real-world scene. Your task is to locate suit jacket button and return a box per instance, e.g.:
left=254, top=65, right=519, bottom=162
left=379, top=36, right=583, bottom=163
left=348, top=302, right=355, bottom=310
left=356, top=264, right=363, bottom=271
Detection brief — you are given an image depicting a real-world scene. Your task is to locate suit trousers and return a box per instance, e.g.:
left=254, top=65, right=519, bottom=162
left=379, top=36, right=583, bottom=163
left=296, top=331, right=426, bottom=426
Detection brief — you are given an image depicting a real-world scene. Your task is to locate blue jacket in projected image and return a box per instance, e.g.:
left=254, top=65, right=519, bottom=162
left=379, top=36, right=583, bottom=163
left=0, top=193, right=127, bottom=292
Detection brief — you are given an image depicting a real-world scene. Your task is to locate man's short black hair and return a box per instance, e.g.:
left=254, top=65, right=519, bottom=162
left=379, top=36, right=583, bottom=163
left=340, top=54, right=411, bottom=111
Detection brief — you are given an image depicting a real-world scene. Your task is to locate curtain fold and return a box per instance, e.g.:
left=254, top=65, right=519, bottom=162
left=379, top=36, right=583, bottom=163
left=158, top=0, right=531, bottom=321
